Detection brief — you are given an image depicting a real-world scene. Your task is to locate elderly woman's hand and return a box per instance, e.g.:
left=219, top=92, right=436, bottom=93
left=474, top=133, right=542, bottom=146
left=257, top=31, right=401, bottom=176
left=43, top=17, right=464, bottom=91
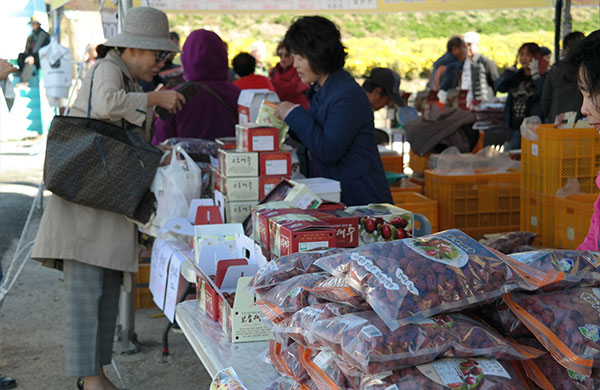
left=148, top=90, right=186, bottom=114
left=0, top=59, right=18, bottom=81
left=275, top=101, right=298, bottom=120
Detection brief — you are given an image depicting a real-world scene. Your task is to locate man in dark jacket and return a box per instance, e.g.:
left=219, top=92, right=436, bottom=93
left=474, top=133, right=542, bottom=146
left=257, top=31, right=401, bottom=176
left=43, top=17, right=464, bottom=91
left=428, top=35, right=467, bottom=92
left=462, top=32, right=499, bottom=105
left=541, top=31, right=585, bottom=124
left=17, top=17, right=50, bottom=82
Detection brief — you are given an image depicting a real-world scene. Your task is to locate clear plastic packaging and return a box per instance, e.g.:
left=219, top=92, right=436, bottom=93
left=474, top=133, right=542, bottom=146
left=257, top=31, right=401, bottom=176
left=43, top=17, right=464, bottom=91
left=510, top=250, right=600, bottom=290
left=297, top=346, right=353, bottom=390
left=248, top=249, right=346, bottom=296
left=255, top=273, right=327, bottom=326
left=359, top=358, right=533, bottom=390
left=314, top=229, right=548, bottom=330
left=517, top=337, right=600, bottom=390
left=309, top=311, right=542, bottom=375
left=308, top=277, right=370, bottom=310
left=504, top=287, right=600, bottom=377
left=479, top=231, right=538, bottom=254
left=272, top=302, right=357, bottom=346
left=210, top=367, right=248, bottom=390
left=269, top=341, right=308, bottom=382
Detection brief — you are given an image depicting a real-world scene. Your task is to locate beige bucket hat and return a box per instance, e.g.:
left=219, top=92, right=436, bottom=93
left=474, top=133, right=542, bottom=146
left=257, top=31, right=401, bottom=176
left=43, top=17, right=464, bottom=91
left=104, top=7, right=179, bottom=52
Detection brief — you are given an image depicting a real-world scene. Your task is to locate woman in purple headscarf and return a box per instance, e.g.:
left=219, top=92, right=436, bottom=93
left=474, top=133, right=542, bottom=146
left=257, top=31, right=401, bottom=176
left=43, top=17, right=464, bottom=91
left=152, top=29, right=241, bottom=144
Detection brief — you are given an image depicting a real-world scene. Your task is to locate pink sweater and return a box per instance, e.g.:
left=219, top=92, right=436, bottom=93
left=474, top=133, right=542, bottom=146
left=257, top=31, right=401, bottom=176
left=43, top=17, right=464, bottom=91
left=577, top=174, right=600, bottom=251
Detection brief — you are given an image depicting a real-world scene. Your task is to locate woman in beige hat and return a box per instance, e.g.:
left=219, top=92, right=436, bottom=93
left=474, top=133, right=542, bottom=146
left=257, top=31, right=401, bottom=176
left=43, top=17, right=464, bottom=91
left=31, top=7, right=184, bottom=390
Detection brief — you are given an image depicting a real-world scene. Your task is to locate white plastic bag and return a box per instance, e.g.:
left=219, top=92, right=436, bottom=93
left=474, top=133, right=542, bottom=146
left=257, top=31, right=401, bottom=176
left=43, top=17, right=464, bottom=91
left=142, top=145, right=202, bottom=236
left=520, top=116, right=541, bottom=141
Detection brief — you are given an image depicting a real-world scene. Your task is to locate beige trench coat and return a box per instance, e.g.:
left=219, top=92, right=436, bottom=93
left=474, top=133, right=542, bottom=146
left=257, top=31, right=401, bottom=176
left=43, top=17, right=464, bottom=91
left=32, top=50, right=153, bottom=273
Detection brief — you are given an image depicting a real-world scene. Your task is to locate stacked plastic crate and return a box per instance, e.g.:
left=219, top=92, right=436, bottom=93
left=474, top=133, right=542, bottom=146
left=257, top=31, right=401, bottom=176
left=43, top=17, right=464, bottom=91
left=520, top=125, right=600, bottom=247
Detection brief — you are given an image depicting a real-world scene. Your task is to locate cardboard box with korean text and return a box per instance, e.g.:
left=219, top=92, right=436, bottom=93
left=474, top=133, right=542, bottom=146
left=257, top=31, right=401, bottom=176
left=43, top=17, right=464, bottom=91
left=193, top=227, right=271, bottom=342
left=237, top=89, right=280, bottom=124
left=236, top=123, right=279, bottom=152
left=215, top=136, right=236, bottom=150
left=269, top=214, right=337, bottom=258
left=194, top=223, right=242, bottom=321
left=255, top=207, right=303, bottom=255
left=259, top=175, right=289, bottom=201
left=222, top=176, right=259, bottom=202
left=250, top=201, right=296, bottom=243
left=262, top=180, right=322, bottom=209
left=218, top=149, right=258, bottom=177
left=259, top=151, right=292, bottom=177
left=225, top=200, right=257, bottom=224
left=306, top=209, right=359, bottom=248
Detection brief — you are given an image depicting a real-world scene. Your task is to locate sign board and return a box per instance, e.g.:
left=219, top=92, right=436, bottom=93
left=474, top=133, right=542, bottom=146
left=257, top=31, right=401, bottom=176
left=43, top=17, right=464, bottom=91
left=133, top=0, right=553, bottom=13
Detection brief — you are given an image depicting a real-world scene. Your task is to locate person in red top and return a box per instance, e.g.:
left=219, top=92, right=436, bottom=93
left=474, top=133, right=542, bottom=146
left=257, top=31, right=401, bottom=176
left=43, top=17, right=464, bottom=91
left=270, top=41, right=310, bottom=110
left=232, top=52, right=275, bottom=91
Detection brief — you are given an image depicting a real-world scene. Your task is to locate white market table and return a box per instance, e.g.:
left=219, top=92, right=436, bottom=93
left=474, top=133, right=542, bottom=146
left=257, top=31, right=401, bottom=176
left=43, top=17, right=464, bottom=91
left=175, top=300, right=279, bottom=389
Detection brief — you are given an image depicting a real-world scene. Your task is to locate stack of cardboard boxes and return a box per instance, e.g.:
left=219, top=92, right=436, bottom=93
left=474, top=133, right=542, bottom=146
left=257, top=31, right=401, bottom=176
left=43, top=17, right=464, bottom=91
left=215, top=123, right=292, bottom=223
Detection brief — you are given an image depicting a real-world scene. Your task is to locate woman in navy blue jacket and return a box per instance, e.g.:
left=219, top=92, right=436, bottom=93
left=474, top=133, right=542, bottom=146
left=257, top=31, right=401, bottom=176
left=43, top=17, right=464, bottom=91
left=275, top=16, right=392, bottom=207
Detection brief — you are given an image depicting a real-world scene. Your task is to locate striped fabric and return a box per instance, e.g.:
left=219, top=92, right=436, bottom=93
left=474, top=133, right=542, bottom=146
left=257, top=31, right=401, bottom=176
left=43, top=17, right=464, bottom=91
left=63, top=260, right=121, bottom=377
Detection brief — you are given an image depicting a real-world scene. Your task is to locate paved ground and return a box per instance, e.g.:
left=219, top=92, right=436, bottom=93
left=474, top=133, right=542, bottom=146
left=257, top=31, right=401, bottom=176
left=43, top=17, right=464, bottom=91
left=0, top=139, right=212, bottom=389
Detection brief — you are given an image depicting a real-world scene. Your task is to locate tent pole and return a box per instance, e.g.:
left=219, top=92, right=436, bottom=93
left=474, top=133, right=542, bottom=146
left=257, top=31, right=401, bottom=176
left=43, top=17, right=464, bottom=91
left=555, top=0, right=562, bottom=65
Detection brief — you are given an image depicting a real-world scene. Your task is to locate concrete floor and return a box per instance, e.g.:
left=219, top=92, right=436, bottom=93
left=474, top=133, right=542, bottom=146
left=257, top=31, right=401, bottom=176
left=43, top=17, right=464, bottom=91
left=0, top=139, right=212, bottom=389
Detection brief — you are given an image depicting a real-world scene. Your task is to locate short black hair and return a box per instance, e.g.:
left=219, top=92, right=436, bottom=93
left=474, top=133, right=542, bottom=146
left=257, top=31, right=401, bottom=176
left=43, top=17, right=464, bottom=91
left=518, top=42, right=541, bottom=56
left=362, top=79, right=388, bottom=97
left=283, top=16, right=347, bottom=76
left=563, top=31, right=585, bottom=53
left=447, top=35, right=465, bottom=52
left=232, top=52, right=256, bottom=77
left=169, top=31, right=180, bottom=43
left=567, top=30, right=600, bottom=105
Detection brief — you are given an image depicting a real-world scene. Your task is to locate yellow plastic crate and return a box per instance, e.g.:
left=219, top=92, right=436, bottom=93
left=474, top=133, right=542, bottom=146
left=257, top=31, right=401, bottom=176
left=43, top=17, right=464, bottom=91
left=392, top=191, right=439, bottom=233
left=135, top=263, right=155, bottom=309
left=520, top=189, right=556, bottom=248
left=425, top=169, right=520, bottom=238
left=554, top=193, right=596, bottom=250
left=521, top=125, right=600, bottom=194
left=409, top=150, right=430, bottom=175
left=380, top=154, right=404, bottom=173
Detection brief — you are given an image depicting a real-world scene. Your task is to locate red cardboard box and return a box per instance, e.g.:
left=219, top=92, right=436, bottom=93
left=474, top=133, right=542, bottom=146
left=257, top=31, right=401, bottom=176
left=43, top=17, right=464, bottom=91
left=306, top=209, right=359, bottom=248
left=236, top=124, right=279, bottom=152
left=259, top=151, right=292, bottom=176
left=216, top=137, right=237, bottom=150
left=259, top=175, right=289, bottom=201
left=269, top=216, right=336, bottom=258
left=256, top=208, right=303, bottom=254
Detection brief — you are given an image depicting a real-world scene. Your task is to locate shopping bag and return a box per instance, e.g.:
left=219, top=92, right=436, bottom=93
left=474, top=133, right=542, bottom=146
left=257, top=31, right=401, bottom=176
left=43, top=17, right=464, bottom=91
left=43, top=116, right=162, bottom=217
left=143, top=145, right=202, bottom=236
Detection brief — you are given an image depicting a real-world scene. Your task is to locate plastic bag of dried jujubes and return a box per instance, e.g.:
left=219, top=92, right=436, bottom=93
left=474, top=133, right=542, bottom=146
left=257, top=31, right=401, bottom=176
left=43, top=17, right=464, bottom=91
left=307, top=311, right=542, bottom=375
left=248, top=248, right=346, bottom=296
left=509, top=250, right=600, bottom=291
left=504, top=287, right=600, bottom=378
left=314, top=229, right=548, bottom=330
left=359, top=358, right=533, bottom=390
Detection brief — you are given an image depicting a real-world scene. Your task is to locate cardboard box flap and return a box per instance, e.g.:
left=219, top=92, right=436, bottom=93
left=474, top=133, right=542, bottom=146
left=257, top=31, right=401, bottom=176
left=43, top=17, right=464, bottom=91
left=219, top=263, right=260, bottom=293
left=195, top=223, right=243, bottom=238
left=215, top=258, right=248, bottom=288
left=234, top=234, right=267, bottom=267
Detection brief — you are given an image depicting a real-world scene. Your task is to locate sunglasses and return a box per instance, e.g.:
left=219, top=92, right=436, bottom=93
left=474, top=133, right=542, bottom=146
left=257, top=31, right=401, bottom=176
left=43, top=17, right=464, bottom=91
left=154, top=51, right=171, bottom=64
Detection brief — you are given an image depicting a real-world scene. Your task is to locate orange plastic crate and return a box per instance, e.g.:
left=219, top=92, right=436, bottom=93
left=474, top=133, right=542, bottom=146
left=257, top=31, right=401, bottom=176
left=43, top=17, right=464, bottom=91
left=390, top=178, right=423, bottom=195
left=409, top=150, right=430, bottom=175
left=425, top=169, right=520, bottom=238
left=380, top=154, right=404, bottom=173
left=520, top=189, right=556, bottom=248
left=554, top=193, right=596, bottom=249
left=521, top=125, right=600, bottom=194
left=392, top=191, right=439, bottom=233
